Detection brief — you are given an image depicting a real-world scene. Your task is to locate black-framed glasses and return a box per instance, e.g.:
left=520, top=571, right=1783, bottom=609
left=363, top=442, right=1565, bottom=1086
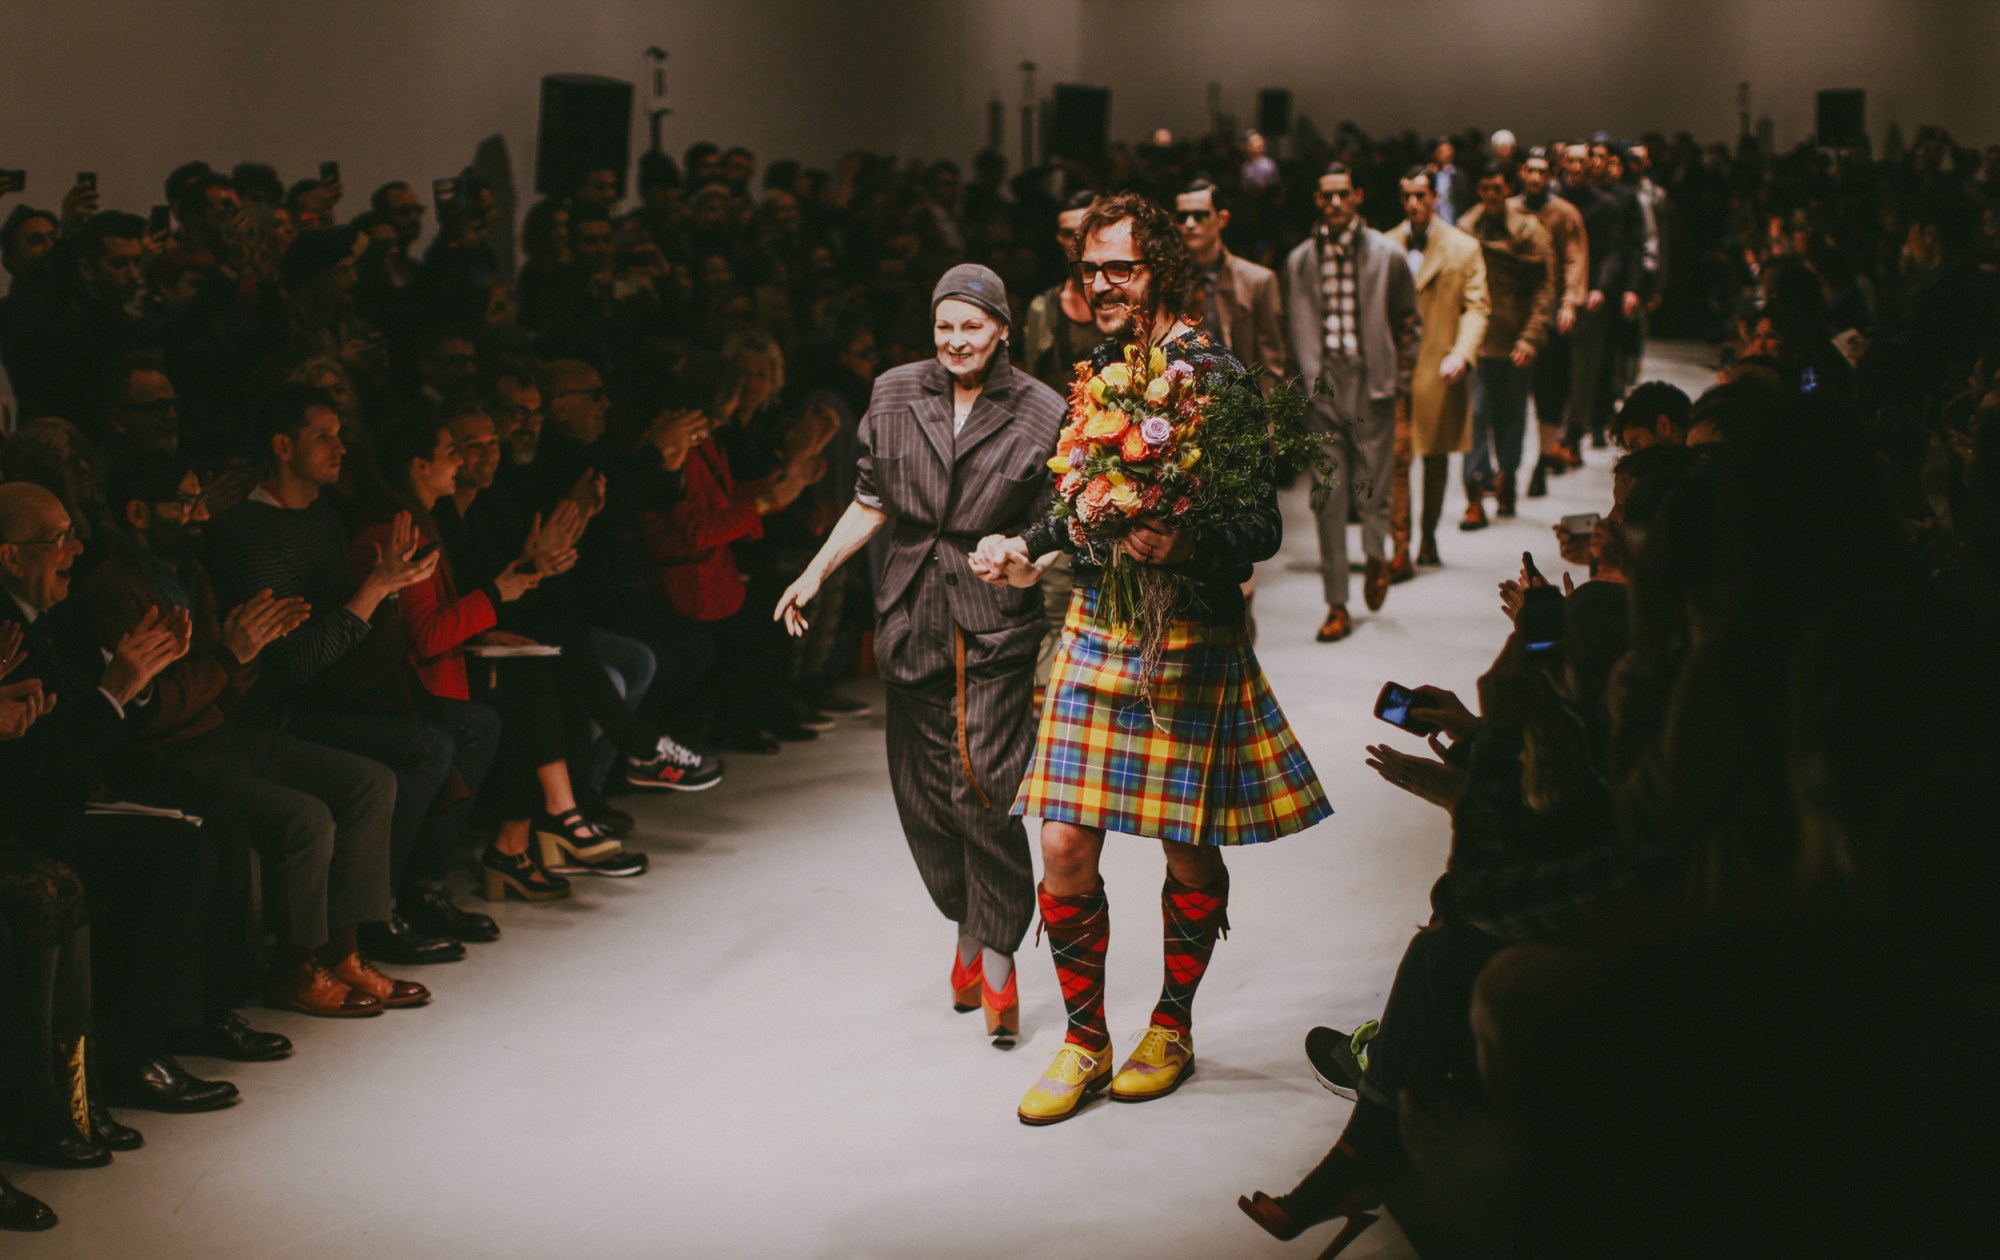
left=1175, top=209, right=1213, bottom=224
left=1073, top=258, right=1149, bottom=284
left=551, top=387, right=607, bottom=402
left=1, top=527, right=78, bottom=549
left=490, top=406, right=545, bottom=425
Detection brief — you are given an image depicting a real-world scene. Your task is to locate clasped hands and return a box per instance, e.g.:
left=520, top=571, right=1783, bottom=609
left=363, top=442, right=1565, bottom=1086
left=0, top=621, right=54, bottom=740
left=969, top=521, right=1189, bottom=588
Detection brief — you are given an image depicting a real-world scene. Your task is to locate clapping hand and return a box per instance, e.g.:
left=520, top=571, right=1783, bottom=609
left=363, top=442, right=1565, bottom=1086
left=1364, top=740, right=1467, bottom=811
left=568, top=470, right=609, bottom=520
left=0, top=679, right=54, bottom=740
left=220, top=589, right=312, bottom=664
left=1498, top=561, right=1572, bottom=621
left=365, top=513, right=440, bottom=595
left=102, top=605, right=193, bottom=706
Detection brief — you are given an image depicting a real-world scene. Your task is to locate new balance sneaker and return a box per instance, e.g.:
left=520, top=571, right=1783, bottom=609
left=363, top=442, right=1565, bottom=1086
left=626, top=736, right=724, bottom=791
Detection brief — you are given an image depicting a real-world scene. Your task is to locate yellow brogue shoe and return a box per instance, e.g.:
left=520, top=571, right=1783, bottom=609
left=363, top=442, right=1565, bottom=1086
left=1109, top=1025, right=1194, bottom=1102
left=1017, top=1040, right=1114, bottom=1126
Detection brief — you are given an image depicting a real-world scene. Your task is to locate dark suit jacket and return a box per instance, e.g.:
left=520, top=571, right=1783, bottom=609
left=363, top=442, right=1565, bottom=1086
left=0, top=601, right=132, bottom=831
left=854, top=346, right=1065, bottom=677
left=70, top=550, right=256, bottom=751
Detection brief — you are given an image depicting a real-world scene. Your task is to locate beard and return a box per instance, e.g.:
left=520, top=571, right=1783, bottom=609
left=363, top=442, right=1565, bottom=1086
left=1091, top=279, right=1152, bottom=338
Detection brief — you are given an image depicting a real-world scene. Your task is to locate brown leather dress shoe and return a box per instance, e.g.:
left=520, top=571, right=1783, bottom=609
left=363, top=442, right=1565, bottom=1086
left=1315, top=607, right=1353, bottom=642
left=1363, top=558, right=1389, bottom=612
left=1459, top=499, right=1489, bottom=531
left=332, top=955, right=430, bottom=1009
left=1388, top=550, right=1415, bottom=584
left=1417, top=534, right=1442, bottom=567
left=265, top=961, right=382, bottom=1019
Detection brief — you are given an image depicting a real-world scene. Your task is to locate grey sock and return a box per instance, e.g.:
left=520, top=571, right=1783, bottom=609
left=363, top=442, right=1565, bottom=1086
left=956, top=932, right=981, bottom=968
left=980, top=947, right=1013, bottom=987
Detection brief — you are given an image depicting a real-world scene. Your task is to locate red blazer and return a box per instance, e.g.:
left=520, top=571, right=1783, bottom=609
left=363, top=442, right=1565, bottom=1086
left=639, top=437, right=763, bottom=622
left=349, top=521, right=495, bottom=701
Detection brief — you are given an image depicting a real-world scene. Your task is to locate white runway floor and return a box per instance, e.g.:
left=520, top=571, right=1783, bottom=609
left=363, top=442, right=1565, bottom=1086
left=7, top=345, right=1716, bottom=1259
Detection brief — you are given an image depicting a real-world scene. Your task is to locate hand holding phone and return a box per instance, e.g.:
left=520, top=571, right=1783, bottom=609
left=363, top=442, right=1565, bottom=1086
left=1374, top=682, right=1441, bottom=736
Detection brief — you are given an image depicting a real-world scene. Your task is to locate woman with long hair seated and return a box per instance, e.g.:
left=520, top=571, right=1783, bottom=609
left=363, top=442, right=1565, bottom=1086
left=352, top=415, right=643, bottom=901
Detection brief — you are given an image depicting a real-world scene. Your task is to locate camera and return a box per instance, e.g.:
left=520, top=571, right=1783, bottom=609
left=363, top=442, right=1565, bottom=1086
left=1560, top=512, right=1601, bottom=539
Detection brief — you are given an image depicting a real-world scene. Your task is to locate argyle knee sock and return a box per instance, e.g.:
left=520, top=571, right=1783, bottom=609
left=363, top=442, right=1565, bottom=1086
left=1151, top=870, right=1230, bottom=1033
left=1038, top=882, right=1109, bottom=1052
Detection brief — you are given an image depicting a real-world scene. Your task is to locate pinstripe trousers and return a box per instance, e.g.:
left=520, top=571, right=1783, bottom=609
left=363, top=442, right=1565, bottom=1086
left=880, top=566, right=1039, bottom=955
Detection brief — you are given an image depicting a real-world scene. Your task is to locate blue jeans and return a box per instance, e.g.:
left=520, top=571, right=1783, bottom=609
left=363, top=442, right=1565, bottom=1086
left=1468, top=357, right=1532, bottom=491
left=584, top=628, right=657, bottom=791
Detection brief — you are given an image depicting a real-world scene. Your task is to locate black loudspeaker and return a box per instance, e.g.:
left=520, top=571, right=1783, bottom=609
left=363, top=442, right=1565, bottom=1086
left=1815, top=88, right=1866, bottom=146
left=535, top=74, right=634, bottom=197
left=1050, top=84, right=1111, bottom=160
left=1257, top=89, right=1292, bottom=138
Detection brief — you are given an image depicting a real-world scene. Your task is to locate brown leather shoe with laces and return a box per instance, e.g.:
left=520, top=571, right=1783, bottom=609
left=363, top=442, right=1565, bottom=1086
left=331, top=954, right=430, bottom=1009
left=1459, top=499, right=1489, bottom=531
left=265, top=960, right=382, bottom=1019
left=1363, top=559, right=1389, bottom=612
left=1315, top=607, right=1353, bottom=642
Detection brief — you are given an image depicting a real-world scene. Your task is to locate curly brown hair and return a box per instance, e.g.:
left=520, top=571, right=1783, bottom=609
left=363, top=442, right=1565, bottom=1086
left=1075, top=191, right=1201, bottom=325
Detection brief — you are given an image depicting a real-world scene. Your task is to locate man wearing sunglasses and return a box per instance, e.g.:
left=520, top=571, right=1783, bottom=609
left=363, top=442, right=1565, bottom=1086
left=1174, top=180, right=1288, bottom=384
left=1282, top=163, right=1419, bottom=643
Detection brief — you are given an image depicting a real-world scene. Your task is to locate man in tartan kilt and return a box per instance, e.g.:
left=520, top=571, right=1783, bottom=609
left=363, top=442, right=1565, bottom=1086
left=975, top=193, right=1332, bottom=1126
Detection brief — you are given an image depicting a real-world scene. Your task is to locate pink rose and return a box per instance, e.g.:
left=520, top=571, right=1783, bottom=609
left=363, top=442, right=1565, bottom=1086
left=1164, top=360, right=1194, bottom=384
left=1139, top=415, right=1173, bottom=448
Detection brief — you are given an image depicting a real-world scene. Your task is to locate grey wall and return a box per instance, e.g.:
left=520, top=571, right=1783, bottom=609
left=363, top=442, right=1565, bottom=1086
left=1, top=0, right=1991, bottom=230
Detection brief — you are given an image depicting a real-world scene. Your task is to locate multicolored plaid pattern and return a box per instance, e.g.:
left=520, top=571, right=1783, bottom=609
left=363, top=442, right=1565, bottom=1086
left=1012, top=592, right=1332, bottom=846
left=1039, top=883, right=1110, bottom=1051
left=1153, top=871, right=1229, bottom=1032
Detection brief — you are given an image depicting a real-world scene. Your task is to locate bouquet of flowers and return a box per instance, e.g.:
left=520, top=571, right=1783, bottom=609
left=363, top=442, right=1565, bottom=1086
left=1045, top=326, right=1327, bottom=632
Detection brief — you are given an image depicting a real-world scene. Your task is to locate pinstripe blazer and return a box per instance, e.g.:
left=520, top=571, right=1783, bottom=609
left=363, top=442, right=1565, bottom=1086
left=854, top=348, right=1067, bottom=643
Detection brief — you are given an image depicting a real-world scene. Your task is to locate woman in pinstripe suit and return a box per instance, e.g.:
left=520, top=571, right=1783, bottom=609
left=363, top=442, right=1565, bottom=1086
left=775, top=265, right=1066, bottom=1045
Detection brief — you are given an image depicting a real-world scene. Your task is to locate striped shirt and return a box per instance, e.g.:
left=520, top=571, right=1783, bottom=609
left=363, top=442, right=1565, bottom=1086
left=1318, top=219, right=1362, bottom=359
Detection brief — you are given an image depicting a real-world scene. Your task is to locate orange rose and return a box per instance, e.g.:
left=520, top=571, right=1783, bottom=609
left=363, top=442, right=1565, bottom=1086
left=1119, top=425, right=1150, bottom=463
left=1081, top=408, right=1129, bottom=441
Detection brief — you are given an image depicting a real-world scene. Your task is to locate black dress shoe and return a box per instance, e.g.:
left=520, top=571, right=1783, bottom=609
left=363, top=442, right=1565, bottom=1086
left=358, top=913, right=466, bottom=965
left=0, top=1173, right=58, bottom=1232
left=402, top=886, right=500, bottom=944
left=166, top=1012, right=294, bottom=1063
left=4, top=1101, right=109, bottom=1169
left=105, top=1054, right=240, bottom=1114
left=82, top=1044, right=145, bottom=1150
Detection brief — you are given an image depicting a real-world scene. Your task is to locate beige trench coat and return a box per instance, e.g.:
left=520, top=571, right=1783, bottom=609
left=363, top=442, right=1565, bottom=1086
left=1386, top=220, right=1490, bottom=455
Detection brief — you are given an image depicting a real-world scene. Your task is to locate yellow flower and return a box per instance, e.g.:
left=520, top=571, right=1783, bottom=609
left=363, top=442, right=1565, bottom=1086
left=1048, top=453, right=1071, bottom=474
left=1108, top=481, right=1141, bottom=511
left=1106, top=469, right=1128, bottom=488
left=1099, top=363, right=1130, bottom=391
left=1087, top=378, right=1106, bottom=405
left=1143, top=376, right=1171, bottom=405
left=1081, top=408, right=1129, bottom=440
left=1148, top=346, right=1167, bottom=377
left=1177, top=446, right=1203, bottom=470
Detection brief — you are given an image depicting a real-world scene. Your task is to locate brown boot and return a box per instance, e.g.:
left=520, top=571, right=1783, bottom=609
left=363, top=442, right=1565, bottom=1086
left=1495, top=470, right=1517, bottom=518
left=1459, top=498, right=1489, bottom=532
left=1363, top=558, right=1389, bottom=611
left=1388, top=548, right=1415, bottom=584
left=1417, top=534, right=1442, bottom=567
left=1315, top=607, right=1353, bottom=642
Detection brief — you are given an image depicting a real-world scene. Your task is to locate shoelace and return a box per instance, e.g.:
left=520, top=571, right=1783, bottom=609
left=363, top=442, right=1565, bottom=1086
left=1133, top=1027, right=1184, bottom=1061
left=655, top=736, right=703, bottom=768
left=1048, top=1045, right=1098, bottom=1084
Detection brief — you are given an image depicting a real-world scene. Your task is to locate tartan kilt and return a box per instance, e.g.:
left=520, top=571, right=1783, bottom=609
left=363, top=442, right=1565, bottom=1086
left=1012, top=589, right=1332, bottom=846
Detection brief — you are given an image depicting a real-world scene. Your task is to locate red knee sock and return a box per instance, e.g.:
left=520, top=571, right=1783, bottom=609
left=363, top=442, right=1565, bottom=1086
left=1151, top=871, right=1229, bottom=1032
left=1038, top=882, right=1109, bottom=1052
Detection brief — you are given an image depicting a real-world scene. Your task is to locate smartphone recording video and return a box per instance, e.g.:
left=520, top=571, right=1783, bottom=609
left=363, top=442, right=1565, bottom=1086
left=1518, top=586, right=1565, bottom=655
left=1374, top=682, right=1439, bottom=736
